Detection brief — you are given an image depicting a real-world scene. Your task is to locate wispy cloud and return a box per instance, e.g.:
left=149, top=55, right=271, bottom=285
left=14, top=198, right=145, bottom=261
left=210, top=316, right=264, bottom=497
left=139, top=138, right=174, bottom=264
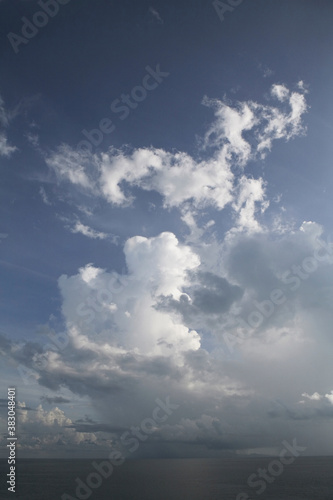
left=70, top=221, right=108, bottom=240
left=258, top=63, right=274, bottom=78
left=0, top=93, right=17, bottom=158
left=148, top=6, right=163, bottom=24
left=26, top=132, right=40, bottom=148
left=39, top=187, right=52, bottom=206
left=0, top=133, right=17, bottom=158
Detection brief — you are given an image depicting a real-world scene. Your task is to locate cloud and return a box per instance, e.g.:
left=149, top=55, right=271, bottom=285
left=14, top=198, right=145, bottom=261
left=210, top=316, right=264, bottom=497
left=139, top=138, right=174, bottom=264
left=57, top=232, right=201, bottom=358
left=45, top=82, right=307, bottom=234
left=301, top=392, right=322, bottom=401
left=300, top=391, right=333, bottom=405
left=271, top=83, right=290, bottom=102
left=0, top=95, right=11, bottom=128
left=67, top=422, right=126, bottom=434
left=99, top=146, right=235, bottom=214
left=58, top=215, right=119, bottom=244
left=8, top=81, right=333, bottom=457
left=231, top=175, right=269, bottom=233
left=70, top=221, right=108, bottom=240
left=0, top=402, right=103, bottom=456
left=46, top=143, right=98, bottom=190
left=5, top=218, right=333, bottom=456
left=0, top=94, right=17, bottom=158
left=0, top=133, right=17, bottom=158
left=40, top=396, right=71, bottom=404
left=256, top=85, right=307, bottom=155
left=258, top=64, right=274, bottom=78
left=203, top=82, right=307, bottom=158
left=5, top=217, right=331, bottom=459
left=157, top=270, right=243, bottom=328
left=39, top=186, right=51, bottom=205
left=325, top=391, right=333, bottom=405
left=26, top=132, right=40, bottom=148
left=148, top=6, right=163, bottom=23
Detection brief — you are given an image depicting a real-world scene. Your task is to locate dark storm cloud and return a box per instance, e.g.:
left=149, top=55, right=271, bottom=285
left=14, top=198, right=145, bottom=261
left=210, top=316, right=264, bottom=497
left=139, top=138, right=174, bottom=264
left=40, top=396, right=71, bottom=404
left=192, top=272, right=243, bottom=314
left=267, top=400, right=333, bottom=421
left=37, top=368, right=128, bottom=397
left=66, top=423, right=127, bottom=434
left=116, top=352, right=183, bottom=379
left=156, top=271, right=243, bottom=323
left=75, top=416, right=96, bottom=424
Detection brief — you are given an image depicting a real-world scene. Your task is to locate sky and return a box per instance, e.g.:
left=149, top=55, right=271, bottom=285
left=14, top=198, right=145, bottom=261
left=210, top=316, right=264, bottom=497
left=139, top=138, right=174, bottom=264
left=0, top=0, right=333, bottom=459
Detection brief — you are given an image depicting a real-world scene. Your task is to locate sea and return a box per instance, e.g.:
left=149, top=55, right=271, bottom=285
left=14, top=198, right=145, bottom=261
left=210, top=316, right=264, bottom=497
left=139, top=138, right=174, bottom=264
left=1, top=457, right=333, bottom=499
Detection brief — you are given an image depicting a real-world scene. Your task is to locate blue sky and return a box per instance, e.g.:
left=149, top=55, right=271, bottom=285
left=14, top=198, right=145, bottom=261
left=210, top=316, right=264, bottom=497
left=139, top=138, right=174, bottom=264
left=1, top=0, right=333, bottom=459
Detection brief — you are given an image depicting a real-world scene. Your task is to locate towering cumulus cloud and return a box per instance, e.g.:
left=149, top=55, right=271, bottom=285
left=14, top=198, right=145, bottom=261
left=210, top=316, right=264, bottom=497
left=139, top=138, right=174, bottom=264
left=4, top=80, right=333, bottom=459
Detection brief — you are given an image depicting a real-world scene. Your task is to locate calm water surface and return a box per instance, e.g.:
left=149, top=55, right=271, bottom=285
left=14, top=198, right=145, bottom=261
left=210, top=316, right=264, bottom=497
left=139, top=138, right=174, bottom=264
left=1, top=457, right=333, bottom=499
